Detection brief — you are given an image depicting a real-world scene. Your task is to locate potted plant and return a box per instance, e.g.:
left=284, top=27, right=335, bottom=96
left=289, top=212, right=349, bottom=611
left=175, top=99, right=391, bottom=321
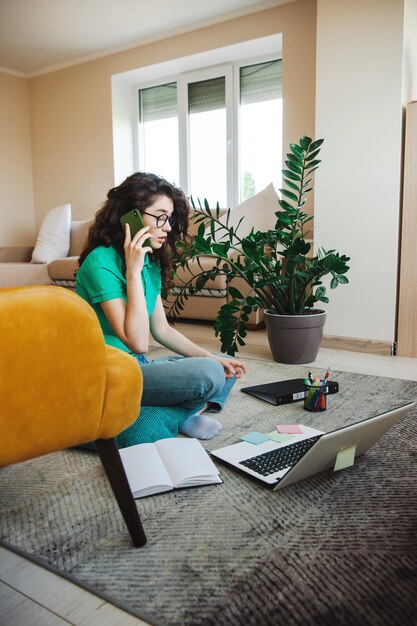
left=167, top=136, right=350, bottom=364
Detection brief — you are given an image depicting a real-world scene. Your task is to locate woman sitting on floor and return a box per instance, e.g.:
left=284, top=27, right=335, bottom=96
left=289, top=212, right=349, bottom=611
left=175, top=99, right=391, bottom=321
left=76, top=172, right=246, bottom=443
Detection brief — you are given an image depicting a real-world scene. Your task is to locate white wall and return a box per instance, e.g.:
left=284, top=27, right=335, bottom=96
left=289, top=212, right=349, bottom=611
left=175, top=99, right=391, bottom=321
left=403, top=0, right=417, bottom=103
left=111, top=77, right=137, bottom=186
left=315, top=0, right=405, bottom=343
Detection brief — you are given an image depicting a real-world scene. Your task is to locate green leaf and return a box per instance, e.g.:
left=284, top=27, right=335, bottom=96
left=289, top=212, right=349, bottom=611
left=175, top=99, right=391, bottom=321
left=330, top=276, right=338, bottom=289
left=283, top=179, right=300, bottom=192
left=228, top=286, right=244, bottom=299
left=306, top=159, right=321, bottom=168
left=300, top=136, right=312, bottom=150
left=338, top=275, right=349, bottom=284
left=287, top=237, right=311, bottom=256
left=212, top=243, right=230, bottom=258
left=279, top=188, right=298, bottom=202
left=285, top=160, right=302, bottom=174
left=241, top=239, right=256, bottom=257
left=282, top=169, right=301, bottom=181
left=305, top=148, right=321, bottom=162
left=278, top=213, right=294, bottom=226
left=290, top=143, right=304, bottom=158
left=309, top=138, right=324, bottom=151
left=305, top=166, right=319, bottom=176
left=279, top=199, right=296, bottom=212
left=194, top=235, right=211, bottom=253
left=287, top=153, right=303, bottom=166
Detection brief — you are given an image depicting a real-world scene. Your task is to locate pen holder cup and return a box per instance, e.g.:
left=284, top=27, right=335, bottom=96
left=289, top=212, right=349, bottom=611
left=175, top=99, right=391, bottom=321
left=304, top=381, right=329, bottom=412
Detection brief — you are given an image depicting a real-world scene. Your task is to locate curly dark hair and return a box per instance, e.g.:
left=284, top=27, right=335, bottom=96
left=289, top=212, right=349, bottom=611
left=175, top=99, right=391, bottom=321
left=78, top=172, right=190, bottom=288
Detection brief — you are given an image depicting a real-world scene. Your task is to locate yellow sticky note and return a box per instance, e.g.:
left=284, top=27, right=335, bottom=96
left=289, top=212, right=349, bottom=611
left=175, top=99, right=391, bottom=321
left=334, top=444, right=357, bottom=472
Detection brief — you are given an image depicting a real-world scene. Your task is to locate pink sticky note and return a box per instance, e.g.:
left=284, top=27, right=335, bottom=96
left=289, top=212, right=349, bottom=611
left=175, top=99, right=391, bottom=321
left=276, top=424, right=303, bottom=434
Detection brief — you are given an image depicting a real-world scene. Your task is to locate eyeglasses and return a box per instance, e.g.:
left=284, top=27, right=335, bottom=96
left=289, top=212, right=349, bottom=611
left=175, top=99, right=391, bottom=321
left=141, top=211, right=176, bottom=228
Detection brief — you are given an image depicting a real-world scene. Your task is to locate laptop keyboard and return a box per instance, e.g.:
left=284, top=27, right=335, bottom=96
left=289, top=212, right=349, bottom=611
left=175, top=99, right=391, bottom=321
left=239, top=435, right=321, bottom=476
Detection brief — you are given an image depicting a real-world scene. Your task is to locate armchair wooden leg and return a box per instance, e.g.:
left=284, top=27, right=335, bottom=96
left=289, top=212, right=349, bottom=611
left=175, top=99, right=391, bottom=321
left=95, top=437, right=147, bottom=547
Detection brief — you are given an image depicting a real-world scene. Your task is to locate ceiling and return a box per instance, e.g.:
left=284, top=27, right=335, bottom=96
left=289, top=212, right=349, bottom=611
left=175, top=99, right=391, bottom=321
left=0, top=0, right=290, bottom=77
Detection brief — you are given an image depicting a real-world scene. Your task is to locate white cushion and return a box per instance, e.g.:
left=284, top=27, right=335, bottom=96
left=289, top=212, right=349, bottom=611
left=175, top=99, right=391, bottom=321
left=31, top=204, right=71, bottom=264
left=198, top=184, right=279, bottom=240
left=226, top=183, right=279, bottom=238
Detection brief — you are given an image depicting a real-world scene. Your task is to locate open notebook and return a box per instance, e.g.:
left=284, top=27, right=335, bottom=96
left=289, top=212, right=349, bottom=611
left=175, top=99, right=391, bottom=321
left=210, top=402, right=415, bottom=491
left=119, top=437, right=222, bottom=498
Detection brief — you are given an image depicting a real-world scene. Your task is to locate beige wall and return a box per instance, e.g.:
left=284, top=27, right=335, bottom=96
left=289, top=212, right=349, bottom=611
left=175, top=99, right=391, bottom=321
left=0, top=72, right=35, bottom=245
left=28, top=0, right=316, bottom=228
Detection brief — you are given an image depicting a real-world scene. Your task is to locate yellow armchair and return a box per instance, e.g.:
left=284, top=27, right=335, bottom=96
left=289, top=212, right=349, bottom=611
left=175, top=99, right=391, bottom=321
left=0, top=285, right=146, bottom=547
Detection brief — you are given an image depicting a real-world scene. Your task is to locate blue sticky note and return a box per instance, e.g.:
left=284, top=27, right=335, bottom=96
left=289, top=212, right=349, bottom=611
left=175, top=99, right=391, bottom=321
left=240, top=431, right=271, bottom=445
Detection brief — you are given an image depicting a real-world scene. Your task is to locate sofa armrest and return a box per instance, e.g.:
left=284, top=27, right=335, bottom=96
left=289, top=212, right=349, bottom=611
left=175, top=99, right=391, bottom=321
left=0, top=246, right=33, bottom=263
left=47, top=256, right=79, bottom=283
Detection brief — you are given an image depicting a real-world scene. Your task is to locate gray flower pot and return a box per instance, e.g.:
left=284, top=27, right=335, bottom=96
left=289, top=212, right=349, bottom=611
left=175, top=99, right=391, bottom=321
left=264, top=309, right=327, bottom=364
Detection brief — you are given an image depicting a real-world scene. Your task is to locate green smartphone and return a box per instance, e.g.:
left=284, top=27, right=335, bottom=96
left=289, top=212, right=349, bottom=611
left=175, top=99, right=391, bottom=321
left=120, top=208, right=152, bottom=247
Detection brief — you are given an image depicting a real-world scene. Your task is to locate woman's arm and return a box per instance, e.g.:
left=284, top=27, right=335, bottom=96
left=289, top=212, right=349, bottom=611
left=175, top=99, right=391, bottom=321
left=150, top=296, right=247, bottom=378
left=101, top=224, right=152, bottom=354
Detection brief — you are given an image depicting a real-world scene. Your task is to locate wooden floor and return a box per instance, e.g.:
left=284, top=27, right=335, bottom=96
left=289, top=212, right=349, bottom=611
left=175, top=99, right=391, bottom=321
left=2, top=321, right=417, bottom=626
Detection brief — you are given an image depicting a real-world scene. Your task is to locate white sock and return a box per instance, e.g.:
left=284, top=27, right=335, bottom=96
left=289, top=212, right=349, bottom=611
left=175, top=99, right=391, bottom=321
left=179, top=413, right=223, bottom=440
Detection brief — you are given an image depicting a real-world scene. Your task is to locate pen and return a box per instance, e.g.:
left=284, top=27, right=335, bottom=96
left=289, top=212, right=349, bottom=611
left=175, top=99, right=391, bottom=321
left=311, top=368, right=331, bottom=408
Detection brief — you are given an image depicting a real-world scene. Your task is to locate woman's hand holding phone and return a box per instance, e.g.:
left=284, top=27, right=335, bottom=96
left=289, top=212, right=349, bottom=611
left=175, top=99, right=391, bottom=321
left=120, top=208, right=153, bottom=275
left=123, top=222, right=153, bottom=277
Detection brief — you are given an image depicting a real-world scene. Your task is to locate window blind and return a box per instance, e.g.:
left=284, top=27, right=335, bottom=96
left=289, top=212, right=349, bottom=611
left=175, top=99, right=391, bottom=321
left=240, top=59, right=282, bottom=105
left=188, top=77, right=226, bottom=114
left=139, top=82, right=177, bottom=122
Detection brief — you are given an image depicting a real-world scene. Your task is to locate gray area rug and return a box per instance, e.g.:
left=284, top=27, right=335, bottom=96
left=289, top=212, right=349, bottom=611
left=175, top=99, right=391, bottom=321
left=1, top=356, right=417, bottom=626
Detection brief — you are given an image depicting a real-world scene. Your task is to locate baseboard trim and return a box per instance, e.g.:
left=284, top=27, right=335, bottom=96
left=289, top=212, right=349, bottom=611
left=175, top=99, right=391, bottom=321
left=321, top=334, right=392, bottom=356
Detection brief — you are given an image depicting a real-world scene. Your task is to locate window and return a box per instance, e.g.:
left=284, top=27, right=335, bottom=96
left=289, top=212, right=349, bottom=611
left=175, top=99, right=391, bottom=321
left=188, top=76, right=227, bottom=207
left=138, top=82, right=179, bottom=185
left=239, top=61, right=282, bottom=201
left=137, top=58, right=282, bottom=207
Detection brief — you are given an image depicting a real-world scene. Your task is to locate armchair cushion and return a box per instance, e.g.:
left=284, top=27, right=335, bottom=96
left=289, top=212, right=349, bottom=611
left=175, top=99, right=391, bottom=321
left=0, top=286, right=142, bottom=466
left=31, top=204, right=72, bottom=264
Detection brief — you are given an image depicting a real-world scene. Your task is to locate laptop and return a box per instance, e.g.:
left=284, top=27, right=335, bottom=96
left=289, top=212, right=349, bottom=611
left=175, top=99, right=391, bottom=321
left=210, top=402, right=415, bottom=491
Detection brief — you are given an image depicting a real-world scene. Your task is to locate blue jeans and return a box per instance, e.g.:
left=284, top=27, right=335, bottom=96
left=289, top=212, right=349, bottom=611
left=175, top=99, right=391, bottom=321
left=135, top=354, right=236, bottom=413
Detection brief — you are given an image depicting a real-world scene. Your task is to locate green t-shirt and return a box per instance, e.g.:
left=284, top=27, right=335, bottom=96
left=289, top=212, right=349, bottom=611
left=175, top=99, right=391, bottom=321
left=76, top=245, right=161, bottom=354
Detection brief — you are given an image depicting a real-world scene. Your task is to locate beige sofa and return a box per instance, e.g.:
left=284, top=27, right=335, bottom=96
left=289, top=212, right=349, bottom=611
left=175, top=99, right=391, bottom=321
left=0, top=219, right=93, bottom=289
left=0, top=183, right=279, bottom=323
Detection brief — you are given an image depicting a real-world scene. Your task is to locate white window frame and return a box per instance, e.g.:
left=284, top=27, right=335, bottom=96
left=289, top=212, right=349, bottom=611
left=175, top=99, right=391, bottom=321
left=135, top=53, right=281, bottom=208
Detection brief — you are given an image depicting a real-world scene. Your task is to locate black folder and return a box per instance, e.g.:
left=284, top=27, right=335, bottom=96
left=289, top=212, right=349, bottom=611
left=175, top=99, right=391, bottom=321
left=241, top=378, right=339, bottom=406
